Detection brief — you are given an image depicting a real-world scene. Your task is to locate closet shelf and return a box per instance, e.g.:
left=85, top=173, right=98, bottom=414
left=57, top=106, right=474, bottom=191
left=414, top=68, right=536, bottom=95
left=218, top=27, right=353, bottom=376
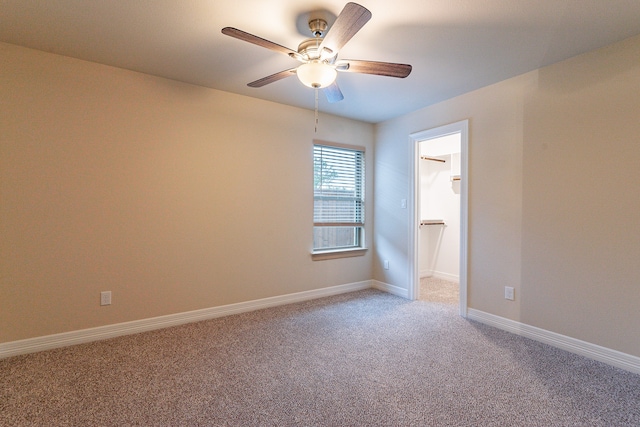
left=420, top=219, right=445, bottom=226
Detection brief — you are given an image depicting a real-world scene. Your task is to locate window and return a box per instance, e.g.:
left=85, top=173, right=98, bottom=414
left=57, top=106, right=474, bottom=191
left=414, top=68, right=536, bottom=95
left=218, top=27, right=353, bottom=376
left=313, top=142, right=365, bottom=254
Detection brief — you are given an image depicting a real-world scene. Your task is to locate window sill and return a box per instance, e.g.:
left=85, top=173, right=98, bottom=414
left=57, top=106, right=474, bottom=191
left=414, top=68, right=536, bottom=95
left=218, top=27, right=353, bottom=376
left=311, top=247, right=368, bottom=261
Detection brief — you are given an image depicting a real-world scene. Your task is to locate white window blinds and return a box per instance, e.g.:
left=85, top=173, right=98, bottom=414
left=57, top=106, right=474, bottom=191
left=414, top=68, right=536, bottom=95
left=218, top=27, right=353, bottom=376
left=313, top=143, right=365, bottom=250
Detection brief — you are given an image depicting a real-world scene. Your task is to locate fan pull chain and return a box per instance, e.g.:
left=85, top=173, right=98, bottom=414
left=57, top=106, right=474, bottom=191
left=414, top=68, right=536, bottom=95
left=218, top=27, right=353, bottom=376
left=314, top=87, right=319, bottom=133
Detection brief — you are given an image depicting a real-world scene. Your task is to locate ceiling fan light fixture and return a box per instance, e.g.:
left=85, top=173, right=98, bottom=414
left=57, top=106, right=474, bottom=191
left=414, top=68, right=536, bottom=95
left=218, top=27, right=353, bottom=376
left=296, top=61, right=337, bottom=88
left=223, top=2, right=410, bottom=101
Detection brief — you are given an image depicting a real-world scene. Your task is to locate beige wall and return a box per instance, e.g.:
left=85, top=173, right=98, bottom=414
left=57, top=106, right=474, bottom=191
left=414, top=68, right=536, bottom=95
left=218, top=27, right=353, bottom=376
left=520, top=36, right=640, bottom=355
left=0, top=42, right=374, bottom=343
left=374, top=34, right=640, bottom=357
left=3, top=33, right=639, bottom=358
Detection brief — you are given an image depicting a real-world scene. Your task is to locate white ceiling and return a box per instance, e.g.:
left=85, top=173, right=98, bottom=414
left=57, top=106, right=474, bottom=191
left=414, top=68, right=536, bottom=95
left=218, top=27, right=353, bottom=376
left=2, top=0, right=640, bottom=123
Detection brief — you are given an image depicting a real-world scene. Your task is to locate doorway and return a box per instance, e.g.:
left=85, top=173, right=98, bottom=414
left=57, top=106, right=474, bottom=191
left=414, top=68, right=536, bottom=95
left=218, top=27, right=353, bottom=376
left=409, top=120, right=468, bottom=316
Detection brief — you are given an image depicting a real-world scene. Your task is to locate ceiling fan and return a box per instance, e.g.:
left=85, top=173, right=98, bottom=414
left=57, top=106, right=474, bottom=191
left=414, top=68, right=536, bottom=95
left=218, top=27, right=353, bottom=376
left=221, top=2, right=412, bottom=103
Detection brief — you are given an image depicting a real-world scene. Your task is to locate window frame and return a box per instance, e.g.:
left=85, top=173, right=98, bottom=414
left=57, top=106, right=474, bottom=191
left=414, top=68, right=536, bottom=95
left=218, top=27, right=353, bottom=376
left=311, top=140, right=367, bottom=260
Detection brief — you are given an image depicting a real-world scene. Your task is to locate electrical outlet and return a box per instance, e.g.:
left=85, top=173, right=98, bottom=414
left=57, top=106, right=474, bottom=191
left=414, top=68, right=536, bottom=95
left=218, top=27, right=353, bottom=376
left=100, top=291, right=112, bottom=306
left=504, top=286, right=515, bottom=301
left=384, top=260, right=390, bottom=270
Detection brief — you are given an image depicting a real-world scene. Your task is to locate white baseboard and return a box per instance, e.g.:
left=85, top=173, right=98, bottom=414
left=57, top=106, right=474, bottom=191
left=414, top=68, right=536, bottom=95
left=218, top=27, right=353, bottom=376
left=0, top=280, right=373, bottom=359
left=467, top=308, right=640, bottom=375
left=14, top=283, right=635, bottom=376
left=372, top=280, right=409, bottom=299
left=420, top=270, right=459, bottom=282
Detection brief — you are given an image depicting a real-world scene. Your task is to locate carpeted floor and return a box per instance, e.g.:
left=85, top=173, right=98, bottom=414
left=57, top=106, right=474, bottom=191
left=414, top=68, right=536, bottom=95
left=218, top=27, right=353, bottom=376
left=419, top=276, right=459, bottom=304
left=2, top=289, right=639, bottom=426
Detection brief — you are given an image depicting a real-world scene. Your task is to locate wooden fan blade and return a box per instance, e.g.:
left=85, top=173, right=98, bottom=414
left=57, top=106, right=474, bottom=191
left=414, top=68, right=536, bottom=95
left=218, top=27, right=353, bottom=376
left=323, top=81, right=344, bottom=103
left=222, top=27, right=297, bottom=57
left=248, top=68, right=297, bottom=88
left=336, top=60, right=412, bottom=78
left=319, top=3, right=371, bottom=56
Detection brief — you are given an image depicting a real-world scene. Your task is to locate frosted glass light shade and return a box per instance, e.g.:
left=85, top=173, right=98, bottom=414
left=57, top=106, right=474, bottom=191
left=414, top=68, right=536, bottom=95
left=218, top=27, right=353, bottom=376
left=297, top=62, right=337, bottom=88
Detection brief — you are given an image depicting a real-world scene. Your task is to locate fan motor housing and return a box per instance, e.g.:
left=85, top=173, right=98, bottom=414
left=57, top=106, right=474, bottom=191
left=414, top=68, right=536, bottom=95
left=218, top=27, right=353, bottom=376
left=298, top=39, right=323, bottom=60
left=297, top=19, right=334, bottom=61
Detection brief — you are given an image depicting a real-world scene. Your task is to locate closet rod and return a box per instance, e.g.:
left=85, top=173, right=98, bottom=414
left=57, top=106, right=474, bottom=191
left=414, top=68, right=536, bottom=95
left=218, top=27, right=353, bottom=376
left=420, top=156, right=446, bottom=163
left=420, top=220, right=445, bottom=226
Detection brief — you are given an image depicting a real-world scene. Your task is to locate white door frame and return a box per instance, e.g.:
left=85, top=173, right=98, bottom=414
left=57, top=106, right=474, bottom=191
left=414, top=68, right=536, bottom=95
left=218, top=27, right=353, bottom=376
left=408, top=120, right=468, bottom=317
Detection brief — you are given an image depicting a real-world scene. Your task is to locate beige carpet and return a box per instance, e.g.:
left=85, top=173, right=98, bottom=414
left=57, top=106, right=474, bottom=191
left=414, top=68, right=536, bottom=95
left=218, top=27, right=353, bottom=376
left=419, top=276, right=459, bottom=305
left=2, top=289, right=640, bottom=426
